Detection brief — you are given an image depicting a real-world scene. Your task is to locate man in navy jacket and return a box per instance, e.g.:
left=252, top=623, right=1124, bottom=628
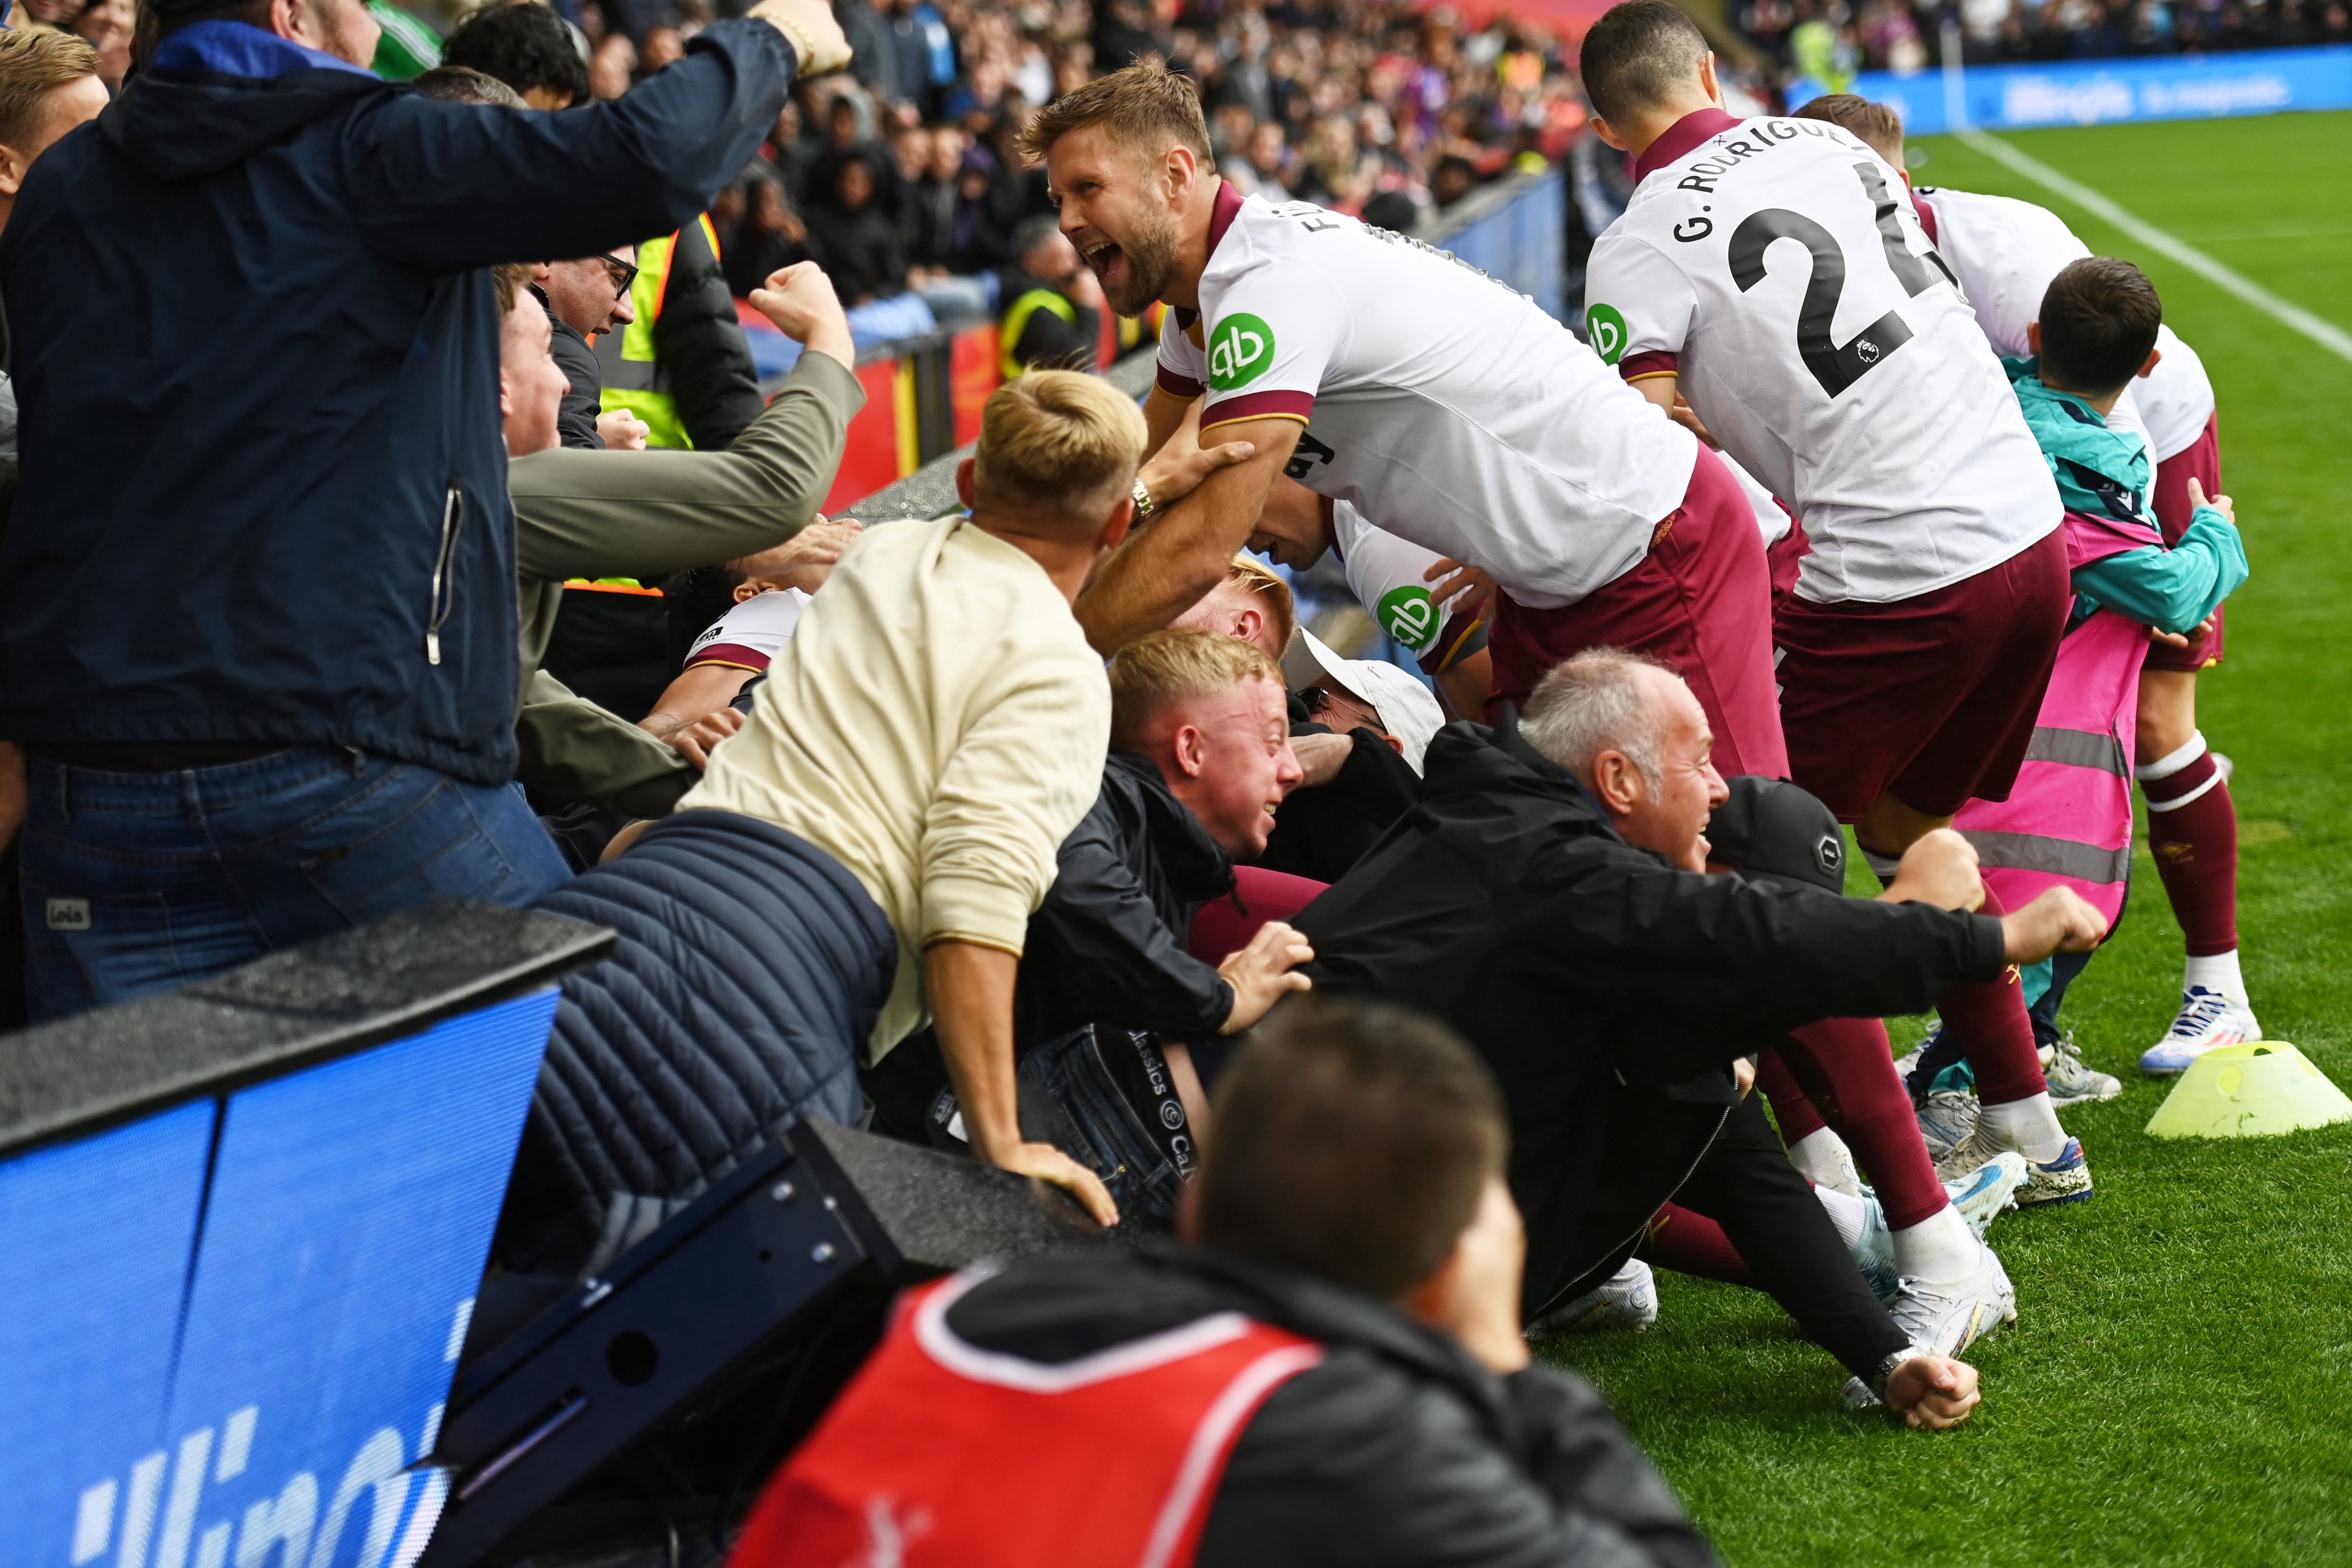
left=0, top=0, right=850, bottom=1019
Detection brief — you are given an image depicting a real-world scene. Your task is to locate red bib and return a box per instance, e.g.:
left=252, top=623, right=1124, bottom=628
left=731, top=1268, right=1322, bottom=1568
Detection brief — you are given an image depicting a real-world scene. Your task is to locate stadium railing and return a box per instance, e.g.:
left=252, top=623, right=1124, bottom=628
left=1790, top=42, right=2352, bottom=135
left=833, top=163, right=1570, bottom=522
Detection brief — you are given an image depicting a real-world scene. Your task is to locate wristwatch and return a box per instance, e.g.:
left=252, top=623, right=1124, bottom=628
left=1132, top=479, right=1158, bottom=520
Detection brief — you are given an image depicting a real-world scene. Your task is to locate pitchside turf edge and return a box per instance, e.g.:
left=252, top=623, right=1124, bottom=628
left=1536, top=110, right=2352, bottom=1568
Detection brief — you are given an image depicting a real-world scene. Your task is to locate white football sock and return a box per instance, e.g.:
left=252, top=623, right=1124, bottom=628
left=1980, top=1091, right=2068, bottom=1164
left=1787, top=1127, right=1860, bottom=1195
left=1813, top=1183, right=1869, bottom=1250
left=1891, top=1203, right=1978, bottom=1289
left=2185, top=949, right=2246, bottom=1002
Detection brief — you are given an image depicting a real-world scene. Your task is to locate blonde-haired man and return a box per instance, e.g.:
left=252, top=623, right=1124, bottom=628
left=505, top=371, right=1143, bottom=1273
left=0, top=28, right=103, bottom=234
left=876, top=628, right=1315, bottom=1223
left=1169, top=552, right=1295, bottom=660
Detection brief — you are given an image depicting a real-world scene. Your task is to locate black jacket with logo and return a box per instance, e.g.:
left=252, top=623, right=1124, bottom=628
left=939, top=1243, right=1721, bottom=1568
left=1297, top=711, right=2009, bottom=1313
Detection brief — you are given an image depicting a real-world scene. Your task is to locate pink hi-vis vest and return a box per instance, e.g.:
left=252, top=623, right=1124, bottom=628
left=729, top=1268, right=1324, bottom=1568
left=1952, top=509, right=2160, bottom=923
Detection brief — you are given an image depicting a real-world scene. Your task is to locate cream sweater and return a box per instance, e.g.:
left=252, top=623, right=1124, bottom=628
left=681, top=515, right=1111, bottom=1057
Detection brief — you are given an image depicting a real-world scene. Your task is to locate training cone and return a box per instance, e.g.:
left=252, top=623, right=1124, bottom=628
left=2145, top=1043, right=2352, bottom=1140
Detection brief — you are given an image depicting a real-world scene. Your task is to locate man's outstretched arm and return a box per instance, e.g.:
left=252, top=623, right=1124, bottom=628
left=1075, top=416, right=1303, bottom=653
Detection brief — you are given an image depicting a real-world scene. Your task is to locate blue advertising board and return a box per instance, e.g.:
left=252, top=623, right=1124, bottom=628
left=0, top=987, right=560, bottom=1568
left=1791, top=45, right=2352, bottom=136
left=1440, top=169, right=1568, bottom=322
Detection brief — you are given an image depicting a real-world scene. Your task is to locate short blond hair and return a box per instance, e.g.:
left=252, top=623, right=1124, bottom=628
left=0, top=29, right=98, bottom=152
left=1017, top=59, right=1212, bottom=167
left=1110, top=629, right=1285, bottom=749
left=974, top=369, right=1149, bottom=530
left=493, top=261, right=536, bottom=319
left=1223, top=554, right=1296, bottom=650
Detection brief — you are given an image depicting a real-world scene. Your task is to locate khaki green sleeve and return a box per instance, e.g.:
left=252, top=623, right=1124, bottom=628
left=509, top=350, right=866, bottom=584
left=514, top=668, right=699, bottom=819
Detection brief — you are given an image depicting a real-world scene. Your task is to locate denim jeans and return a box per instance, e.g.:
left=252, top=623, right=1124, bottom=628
left=17, top=747, right=571, bottom=1021
left=1018, top=1026, right=1194, bottom=1228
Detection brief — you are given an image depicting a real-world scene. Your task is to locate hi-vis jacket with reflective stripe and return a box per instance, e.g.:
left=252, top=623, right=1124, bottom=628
left=596, top=213, right=763, bottom=451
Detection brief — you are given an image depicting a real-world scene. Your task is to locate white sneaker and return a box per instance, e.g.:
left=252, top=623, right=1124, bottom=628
left=2042, top=1032, right=2123, bottom=1107
left=2140, top=987, right=2261, bottom=1076
left=1889, top=1241, right=2017, bottom=1359
left=1914, top=1088, right=1980, bottom=1164
left=1527, top=1259, right=1658, bottom=1338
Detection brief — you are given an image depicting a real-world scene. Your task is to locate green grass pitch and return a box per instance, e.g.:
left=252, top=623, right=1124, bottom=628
left=1534, top=110, right=2352, bottom=1567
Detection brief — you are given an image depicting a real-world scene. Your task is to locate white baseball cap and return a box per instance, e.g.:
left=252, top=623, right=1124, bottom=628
left=1281, top=626, right=1447, bottom=774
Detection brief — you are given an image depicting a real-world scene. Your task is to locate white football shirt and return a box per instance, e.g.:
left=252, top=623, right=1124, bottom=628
left=1326, top=501, right=1485, bottom=670
left=1915, top=185, right=2216, bottom=463
left=1157, top=185, right=1697, bottom=609
left=684, top=587, right=811, bottom=673
left=1583, top=111, right=2060, bottom=605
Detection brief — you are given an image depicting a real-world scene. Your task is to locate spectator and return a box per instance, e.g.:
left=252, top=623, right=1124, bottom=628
left=67, top=0, right=131, bottom=88
left=868, top=628, right=1318, bottom=1223
left=538, top=247, right=642, bottom=449
left=441, top=0, right=593, bottom=110
left=588, top=32, right=635, bottom=98
left=902, top=123, right=960, bottom=274
left=734, top=999, right=1724, bottom=1568
left=994, top=212, right=1105, bottom=374
left=0, top=0, right=855, bottom=1019
left=1169, top=552, right=1295, bottom=660
left=0, top=29, right=103, bottom=238
left=806, top=143, right=906, bottom=302
left=502, top=262, right=860, bottom=838
left=639, top=24, right=685, bottom=72
left=945, top=142, right=1012, bottom=273
left=494, top=370, right=1147, bottom=1291
left=723, top=173, right=816, bottom=298
left=1296, top=652, right=2107, bottom=1388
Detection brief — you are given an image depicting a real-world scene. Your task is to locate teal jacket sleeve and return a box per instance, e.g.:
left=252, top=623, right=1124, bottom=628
left=2073, top=505, right=2249, bottom=634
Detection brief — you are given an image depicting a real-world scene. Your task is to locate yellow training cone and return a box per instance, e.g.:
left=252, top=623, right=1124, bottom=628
left=2145, top=1043, right=2352, bottom=1140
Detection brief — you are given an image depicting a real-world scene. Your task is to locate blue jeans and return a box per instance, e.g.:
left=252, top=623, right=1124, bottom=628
left=17, top=748, right=571, bottom=1021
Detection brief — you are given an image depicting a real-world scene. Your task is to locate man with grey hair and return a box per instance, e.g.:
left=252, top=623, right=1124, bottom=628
left=1297, top=649, right=2105, bottom=1414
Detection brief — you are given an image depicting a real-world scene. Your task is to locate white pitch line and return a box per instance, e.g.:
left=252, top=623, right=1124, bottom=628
left=1955, top=127, right=2352, bottom=365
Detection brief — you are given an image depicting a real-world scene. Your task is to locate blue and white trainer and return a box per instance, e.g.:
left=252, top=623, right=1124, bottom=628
left=1942, top=1150, right=2029, bottom=1237
left=1889, top=1241, right=2017, bottom=1358
left=2140, top=987, right=2261, bottom=1076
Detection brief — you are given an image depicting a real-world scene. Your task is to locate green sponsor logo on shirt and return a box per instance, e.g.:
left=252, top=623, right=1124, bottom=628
left=1376, top=584, right=1439, bottom=653
left=1586, top=303, right=1629, bottom=366
left=1207, top=312, right=1277, bottom=390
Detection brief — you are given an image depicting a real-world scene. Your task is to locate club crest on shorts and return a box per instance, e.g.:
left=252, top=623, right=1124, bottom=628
left=1585, top=303, right=1629, bottom=365
left=1207, top=312, right=1275, bottom=390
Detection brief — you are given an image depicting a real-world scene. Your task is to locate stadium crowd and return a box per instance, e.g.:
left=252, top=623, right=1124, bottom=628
left=0, top=0, right=2267, bottom=1556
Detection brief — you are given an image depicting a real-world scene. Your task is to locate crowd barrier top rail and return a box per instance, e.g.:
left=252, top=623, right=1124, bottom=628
left=0, top=900, right=610, bottom=1161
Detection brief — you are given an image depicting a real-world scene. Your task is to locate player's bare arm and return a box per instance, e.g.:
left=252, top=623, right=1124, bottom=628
left=1075, top=416, right=1304, bottom=653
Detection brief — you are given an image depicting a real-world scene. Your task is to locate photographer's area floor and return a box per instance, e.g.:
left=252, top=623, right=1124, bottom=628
left=1540, top=110, right=2352, bottom=1568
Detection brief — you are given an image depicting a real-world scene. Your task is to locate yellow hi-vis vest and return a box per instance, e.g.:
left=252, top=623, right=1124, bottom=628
left=998, top=286, right=1078, bottom=381
left=596, top=214, right=721, bottom=450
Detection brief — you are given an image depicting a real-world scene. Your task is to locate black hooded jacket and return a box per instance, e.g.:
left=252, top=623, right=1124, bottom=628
left=1013, top=749, right=1237, bottom=1047
left=0, top=20, right=796, bottom=783
left=1298, top=712, right=2010, bottom=1313
left=939, top=1244, right=1721, bottom=1568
